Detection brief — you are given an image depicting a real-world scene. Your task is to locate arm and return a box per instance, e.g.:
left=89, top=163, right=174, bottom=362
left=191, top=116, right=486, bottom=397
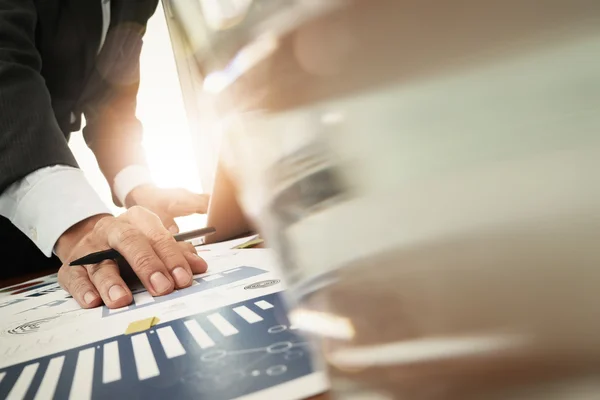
left=0, top=0, right=110, bottom=256
left=81, top=16, right=152, bottom=207
left=82, top=0, right=209, bottom=231
left=0, top=0, right=208, bottom=307
left=0, top=0, right=79, bottom=192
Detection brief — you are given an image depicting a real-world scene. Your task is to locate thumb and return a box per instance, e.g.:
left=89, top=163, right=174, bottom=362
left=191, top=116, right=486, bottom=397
left=167, top=190, right=210, bottom=216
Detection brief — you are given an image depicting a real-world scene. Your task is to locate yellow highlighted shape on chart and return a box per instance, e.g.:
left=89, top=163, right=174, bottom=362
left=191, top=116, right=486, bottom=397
left=125, top=316, right=160, bottom=335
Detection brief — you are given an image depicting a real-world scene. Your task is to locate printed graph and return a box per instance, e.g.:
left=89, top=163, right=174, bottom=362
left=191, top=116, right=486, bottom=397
left=0, top=292, right=315, bottom=400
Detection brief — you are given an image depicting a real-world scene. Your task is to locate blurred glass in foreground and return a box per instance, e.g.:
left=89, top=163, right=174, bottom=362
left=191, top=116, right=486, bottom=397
left=167, top=0, right=600, bottom=398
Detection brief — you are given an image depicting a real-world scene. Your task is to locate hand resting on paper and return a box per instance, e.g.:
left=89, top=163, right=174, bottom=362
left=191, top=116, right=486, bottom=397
left=55, top=206, right=207, bottom=309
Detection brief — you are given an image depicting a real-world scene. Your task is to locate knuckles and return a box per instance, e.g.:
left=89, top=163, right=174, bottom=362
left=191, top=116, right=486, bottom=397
left=131, top=250, right=161, bottom=276
left=69, top=274, right=91, bottom=297
left=147, top=228, right=172, bottom=246
left=179, top=241, right=196, bottom=253
left=114, top=225, right=142, bottom=248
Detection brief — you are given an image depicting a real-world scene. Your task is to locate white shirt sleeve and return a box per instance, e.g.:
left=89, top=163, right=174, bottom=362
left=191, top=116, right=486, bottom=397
left=0, top=165, right=111, bottom=257
left=112, top=164, right=154, bottom=207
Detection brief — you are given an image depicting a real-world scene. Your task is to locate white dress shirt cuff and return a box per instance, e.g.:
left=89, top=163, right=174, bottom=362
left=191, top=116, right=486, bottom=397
left=0, top=166, right=111, bottom=257
left=113, top=165, right=154, bottom=206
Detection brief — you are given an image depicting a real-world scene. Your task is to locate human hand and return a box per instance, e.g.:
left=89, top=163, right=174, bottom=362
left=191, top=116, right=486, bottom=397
left=126, top=184, right=210, bottom=234
left=55, top=207, right=208, bottom=309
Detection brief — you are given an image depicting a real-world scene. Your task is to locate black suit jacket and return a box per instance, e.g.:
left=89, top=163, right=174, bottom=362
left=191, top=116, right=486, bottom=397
left=0, top=0, right=158, bottom=204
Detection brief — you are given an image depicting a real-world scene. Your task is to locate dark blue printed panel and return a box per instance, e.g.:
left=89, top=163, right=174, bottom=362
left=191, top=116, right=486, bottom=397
left=0, top=292, right=317, bottom=400
left=102, top=266, right=269, bottom=317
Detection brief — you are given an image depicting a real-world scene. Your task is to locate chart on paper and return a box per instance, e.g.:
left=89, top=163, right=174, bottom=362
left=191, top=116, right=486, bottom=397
left=0, top=293, right=314, bottom=400
left=0, top=248, right=327, bottom=400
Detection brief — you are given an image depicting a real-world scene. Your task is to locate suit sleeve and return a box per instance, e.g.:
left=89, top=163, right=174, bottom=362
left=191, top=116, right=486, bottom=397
left=82, top=0, right=159, bottom=206
left=0, top=0, right=79, bottom=194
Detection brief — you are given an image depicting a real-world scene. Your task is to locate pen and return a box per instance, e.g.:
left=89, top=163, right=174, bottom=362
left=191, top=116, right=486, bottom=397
left=69, top=227, right=216, bottom=266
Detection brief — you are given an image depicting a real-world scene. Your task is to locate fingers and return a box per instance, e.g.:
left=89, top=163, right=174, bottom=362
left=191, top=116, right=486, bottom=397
left=94, top=214, right=175, bottom=296
left=124, top=206, right=194, bottom=289
left=178, top=241, right=208, bottom=274
left=155, top=211, right=179, bottom=234
left=86, top=260, right=132, bottom=308
left=167, top=189, right=210, bottom=216
left=58, top=264, right=102, bottom=309
left=184, top=252, right=208, bottom=274
left=57, top=207, right=210, bottom=310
